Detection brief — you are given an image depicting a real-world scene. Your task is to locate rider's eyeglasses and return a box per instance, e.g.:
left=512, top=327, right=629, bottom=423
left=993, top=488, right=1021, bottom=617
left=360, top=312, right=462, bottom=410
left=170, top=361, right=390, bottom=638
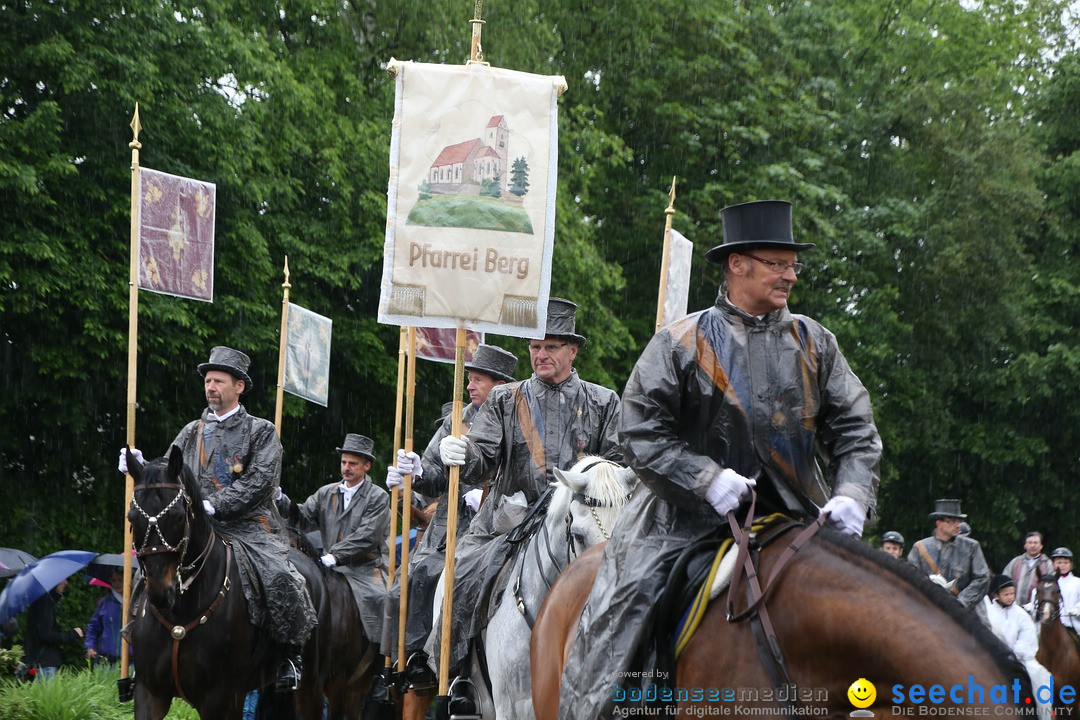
left=529, top=342, right=567, bottom=354
left=741, top=253, right=805, bottom=276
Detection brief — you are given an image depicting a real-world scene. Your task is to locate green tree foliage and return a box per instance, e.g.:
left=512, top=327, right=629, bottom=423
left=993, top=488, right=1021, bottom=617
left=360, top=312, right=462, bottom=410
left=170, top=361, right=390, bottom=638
left=1, top=0, right=1078, bottom=592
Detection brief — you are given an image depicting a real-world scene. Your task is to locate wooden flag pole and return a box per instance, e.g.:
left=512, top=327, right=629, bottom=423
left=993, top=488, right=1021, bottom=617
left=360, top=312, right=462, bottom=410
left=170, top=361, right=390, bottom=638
left=386, top=327, right=407, bottom=674
left=120, top=103, right=142, bottom=682
left=654, top=176, right=677, bottom=333
left=437, top=324, right=467, bottom=694
left=274, top=257, right=292, bottom=437
left=397, top=327, right=417, bottom=671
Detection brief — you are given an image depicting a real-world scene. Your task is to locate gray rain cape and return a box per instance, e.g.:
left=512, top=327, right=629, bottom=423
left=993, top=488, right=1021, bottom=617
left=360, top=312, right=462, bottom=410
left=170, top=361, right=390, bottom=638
left=171, top=406, right=317, bottom=647
left=280, top=479, right=390, bottom=643
left=381, top=403, right=481, bottom=662
left=424, top=370, right=622, bottom=673
left=558, top=299, right=882, bottom=718
left=908, top=535, right=992, bottom=614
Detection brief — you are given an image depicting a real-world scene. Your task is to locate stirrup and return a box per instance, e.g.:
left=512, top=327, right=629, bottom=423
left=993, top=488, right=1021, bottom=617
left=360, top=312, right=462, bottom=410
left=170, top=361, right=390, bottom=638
left=274, top=657, right=301, bottom=692
left=406, top=652, right=438, bottom=692
left=447, top=677, right=481, bottom=720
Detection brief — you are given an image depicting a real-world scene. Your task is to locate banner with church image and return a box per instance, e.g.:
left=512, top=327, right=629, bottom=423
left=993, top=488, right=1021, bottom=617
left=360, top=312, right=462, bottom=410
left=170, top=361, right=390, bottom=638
left=379, top=61, right=566, bottom=339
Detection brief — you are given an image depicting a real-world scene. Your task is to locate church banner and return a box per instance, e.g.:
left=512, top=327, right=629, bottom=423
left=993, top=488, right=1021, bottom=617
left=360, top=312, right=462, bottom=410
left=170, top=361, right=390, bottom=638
left=414, top=327, right=484, bottom=364
left=661, top=229, right=693, bottom=327
left=137, top=168, right=216, bottom=302
left=379, top=60, right=566, bottom=339
left=283, top=303, right=332, bottom=407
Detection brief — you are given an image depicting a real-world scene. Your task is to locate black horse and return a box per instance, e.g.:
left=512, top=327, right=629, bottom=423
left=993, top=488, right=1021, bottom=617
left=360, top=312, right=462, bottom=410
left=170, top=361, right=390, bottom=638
left=127, top=446, right=344, bottom=719
left=257, top=527, right=380, bottom=720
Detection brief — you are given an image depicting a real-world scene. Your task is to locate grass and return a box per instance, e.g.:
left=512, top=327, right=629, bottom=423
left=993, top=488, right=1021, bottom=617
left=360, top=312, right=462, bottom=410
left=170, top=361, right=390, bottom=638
left=0, top=666, right=199, bottom=719
left=406, top=193, right=534, bottom=233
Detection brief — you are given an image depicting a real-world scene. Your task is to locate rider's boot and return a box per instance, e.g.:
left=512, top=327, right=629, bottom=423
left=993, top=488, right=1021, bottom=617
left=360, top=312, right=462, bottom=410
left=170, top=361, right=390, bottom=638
left=275, top=646, right=303, bottom=692
left=405, top=650, right=438, bottom=692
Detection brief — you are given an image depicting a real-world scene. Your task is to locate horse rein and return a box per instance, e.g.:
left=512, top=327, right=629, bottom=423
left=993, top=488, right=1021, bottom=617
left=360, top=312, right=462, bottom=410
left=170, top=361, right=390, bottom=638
left=724, top=492, right=827, bottom=720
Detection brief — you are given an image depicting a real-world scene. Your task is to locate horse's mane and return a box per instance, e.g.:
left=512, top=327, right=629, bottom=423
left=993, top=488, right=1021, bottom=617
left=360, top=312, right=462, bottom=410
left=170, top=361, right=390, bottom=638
left=548, top=456, right=632, bottom=525
left=814, top=529, right=1028, bottom=684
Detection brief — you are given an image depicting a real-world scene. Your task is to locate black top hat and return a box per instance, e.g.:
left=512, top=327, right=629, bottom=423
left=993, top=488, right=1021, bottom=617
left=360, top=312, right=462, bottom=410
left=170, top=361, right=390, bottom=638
left=989, top=574, right=1015, bottom=596
left=198, top=346, right=254, bottom=392
left=705, top=200, right=816, bottom=265
left=465, top=344, right=518, bottom=383
left=539, top=297, right=587, bottom=347
left=335, top=433, right=375, bottom=462
left=929, top=498, right=967, bottom=520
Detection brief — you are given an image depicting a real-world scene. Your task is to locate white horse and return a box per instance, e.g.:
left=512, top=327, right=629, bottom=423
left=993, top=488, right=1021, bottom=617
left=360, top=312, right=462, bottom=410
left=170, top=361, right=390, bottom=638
left=437, top=456, right=637, bottom=719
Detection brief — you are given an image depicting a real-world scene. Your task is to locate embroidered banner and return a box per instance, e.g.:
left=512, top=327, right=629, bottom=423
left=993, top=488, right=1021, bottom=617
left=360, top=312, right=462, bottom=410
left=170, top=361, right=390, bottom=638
left=379, top=61, right=566, bottom=339
left=414, top=327, right=484, bottom=364
left=283, top=303, right=332, bottom=407
left=137, top=168, right=216, bottom=301
left=661, top=229, right=693, bottom=327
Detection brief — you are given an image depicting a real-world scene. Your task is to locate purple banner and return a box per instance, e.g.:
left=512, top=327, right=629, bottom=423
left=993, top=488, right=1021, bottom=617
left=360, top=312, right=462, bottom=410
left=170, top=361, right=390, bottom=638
left=138, top=168, right=216, bottom=302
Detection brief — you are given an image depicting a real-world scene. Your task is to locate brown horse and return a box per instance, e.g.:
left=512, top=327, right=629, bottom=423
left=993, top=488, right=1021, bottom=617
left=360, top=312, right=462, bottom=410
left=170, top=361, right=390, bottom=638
left=532, top=522, right=1034, bottom=718
left=127, top=447, right=345, bottom=720
left=1034, top=570, right=1080, bottom=715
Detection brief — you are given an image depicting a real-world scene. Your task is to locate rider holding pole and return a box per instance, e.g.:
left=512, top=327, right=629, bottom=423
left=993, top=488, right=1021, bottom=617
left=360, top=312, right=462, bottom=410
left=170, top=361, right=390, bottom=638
left=403, top=299, right=622, bottom=702
left=383, top=343, right=519, bottom=691
left=119, top=346, right=316, bottom=691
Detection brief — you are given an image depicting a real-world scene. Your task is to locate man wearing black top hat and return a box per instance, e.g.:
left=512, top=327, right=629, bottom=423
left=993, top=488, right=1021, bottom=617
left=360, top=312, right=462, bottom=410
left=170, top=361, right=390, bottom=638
left=909, top=498, right=991, bottom=617
left=559, top=200, right=882, bottom=717
left=413, top=299, right=622, bottom=683
left=119, top=346, right=316, bottom=690
left=279, top=433, right=390, bottom=651
left=381, top=344, right=519, bottom=687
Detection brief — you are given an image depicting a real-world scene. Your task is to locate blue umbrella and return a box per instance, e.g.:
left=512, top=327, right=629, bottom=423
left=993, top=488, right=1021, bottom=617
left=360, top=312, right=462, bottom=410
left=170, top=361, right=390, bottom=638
left=0, top=550, right=96, bottom=623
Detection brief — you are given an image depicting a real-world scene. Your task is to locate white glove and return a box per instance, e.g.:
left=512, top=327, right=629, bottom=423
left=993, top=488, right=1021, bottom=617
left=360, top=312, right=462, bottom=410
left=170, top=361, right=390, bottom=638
left=704, top=469, right=756, bottom=516
left=928, top=574, right=956, bottom=592
left=821, top=495, right=866, bottom=537
left=1068, top=605, right=1080, bottom=618
left=386, top=466, right=404, bottom=490
left=202, top=500, right=216, bottom=517
left=275, top=486, right=283, bottom=501
left=439, top=435, right=468, bottom=467
left=118, top=447, right=145, bottom=474
left=396, top=449, right=424, bottom=478
left=320, top=554, right=337, bottom=568
left=463, top=488, right=483, bottom=512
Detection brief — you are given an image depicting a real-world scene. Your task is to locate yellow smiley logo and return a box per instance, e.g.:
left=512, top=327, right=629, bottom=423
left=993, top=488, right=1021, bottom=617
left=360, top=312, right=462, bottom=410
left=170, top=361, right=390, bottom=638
left=847, top=678, right=876, bottom=709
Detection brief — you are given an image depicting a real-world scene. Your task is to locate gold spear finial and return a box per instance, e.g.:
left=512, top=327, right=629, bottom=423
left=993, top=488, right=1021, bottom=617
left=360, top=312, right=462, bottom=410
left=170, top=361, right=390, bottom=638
left=129, top=103, right=142, bottom=150
left=283, top=255, right=292, bottom=292
left=666, top=176, right=677, bottom=216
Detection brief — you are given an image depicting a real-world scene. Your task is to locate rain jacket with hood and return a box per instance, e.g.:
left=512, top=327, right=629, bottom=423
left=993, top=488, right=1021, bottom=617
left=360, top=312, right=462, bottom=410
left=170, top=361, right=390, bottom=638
left=426, top=369, right=622, bottom=674
left=171, top=405, right=317, bottom=647
left=558, top=299, right=881, bottom=718
left=382, top=402, right=482, bottom=661
left=280, top=477, right=390, bottom=643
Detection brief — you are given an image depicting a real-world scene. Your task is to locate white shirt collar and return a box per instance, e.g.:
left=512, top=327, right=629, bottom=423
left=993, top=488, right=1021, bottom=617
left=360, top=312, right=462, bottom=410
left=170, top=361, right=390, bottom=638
left=210, top=405, right=241, bottom=422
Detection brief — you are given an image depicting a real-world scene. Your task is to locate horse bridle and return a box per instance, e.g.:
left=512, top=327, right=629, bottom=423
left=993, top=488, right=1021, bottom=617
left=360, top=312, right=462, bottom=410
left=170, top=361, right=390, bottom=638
left=1036, top=581, right=1060, bottom=623
left=130, top=480, right=233, bottom=705
left=131, top=482, right=192, bottom=561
